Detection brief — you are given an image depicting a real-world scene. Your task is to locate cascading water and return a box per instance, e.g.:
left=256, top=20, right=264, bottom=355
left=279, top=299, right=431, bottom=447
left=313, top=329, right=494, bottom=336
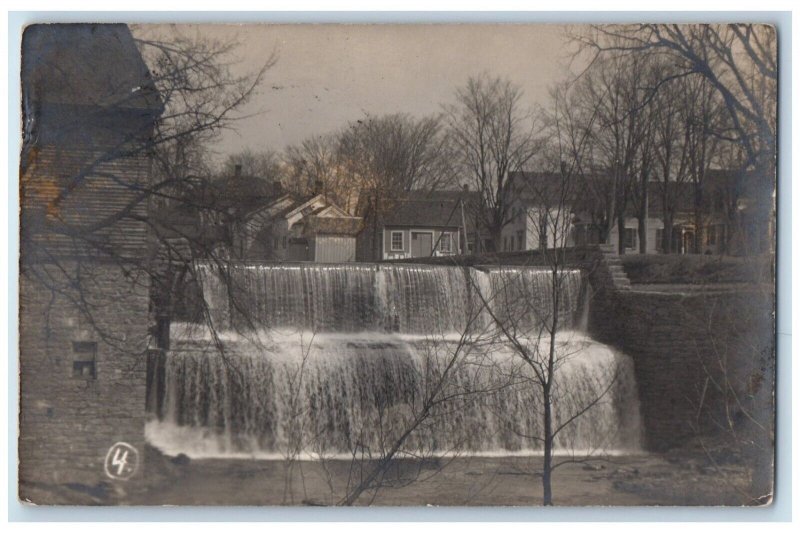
left=146, top=263, right=643, bottom=459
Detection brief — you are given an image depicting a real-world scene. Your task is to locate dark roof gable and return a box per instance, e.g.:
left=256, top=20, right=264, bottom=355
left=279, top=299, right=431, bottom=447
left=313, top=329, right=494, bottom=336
left=382, top=190, right=481, bottom=228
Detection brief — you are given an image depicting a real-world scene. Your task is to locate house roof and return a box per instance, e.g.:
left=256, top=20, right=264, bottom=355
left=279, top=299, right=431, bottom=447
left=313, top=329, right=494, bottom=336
left=244, top=193, right=363, bottom=237
left=22, top=24, right=161, bottom=111
left=508, top=172, right=591, bottom=207
left=381, top=190, right=481, bottom=229
left=209, top=174, right=284, bottom=219
left=285, top=194, right=328, bottom=221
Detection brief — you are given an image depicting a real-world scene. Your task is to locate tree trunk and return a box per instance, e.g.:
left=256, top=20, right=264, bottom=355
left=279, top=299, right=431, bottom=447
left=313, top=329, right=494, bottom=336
left=617, top=212, right=626, bottom=255
left=639, top=170, right=648, bottom=254
left=638, top=215, right=647, bottom=254
left=542, top=387, right=553, bottom=506
left=694, top=207, right=704, bottom=254
left=663, top=213, right=674, bottom=254
left=693, top=180, right=704, bottom=254
left=490, top=225, right=503, bottom=253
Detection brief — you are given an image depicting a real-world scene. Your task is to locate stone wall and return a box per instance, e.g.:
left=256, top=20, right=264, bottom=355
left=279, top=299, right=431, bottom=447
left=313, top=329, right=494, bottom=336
left=591, top=286, right=775, bottom=451
left=18, top=260, right=150, bottom=502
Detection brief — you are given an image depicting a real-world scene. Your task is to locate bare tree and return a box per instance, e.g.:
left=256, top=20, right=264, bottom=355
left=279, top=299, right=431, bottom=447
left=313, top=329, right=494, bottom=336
left=338, top=112, right=455, bottom=258
left=683, top=74, right=725, bottom=253
left=282, top=113, right=454, bottom=219
left=444, top=74, right=540, bottom=252
left=334, top=320, right=488, bottom=506
left=282, top=134, right=349, bottom=207
left=339, top=113, right=454, bottom=194
left=466, top=88, right=627, bottom=506
left=575, top=24, right=776, bottom=181
left=575, top=50, right=653, bottom=254
left=220, top=148, right=283, bottom=181
left=648, top=64, right=694, bottom=254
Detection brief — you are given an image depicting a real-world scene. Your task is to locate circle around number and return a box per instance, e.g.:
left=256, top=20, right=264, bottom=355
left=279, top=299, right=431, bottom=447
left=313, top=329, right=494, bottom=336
left=103, top=441, right=139, bottom=481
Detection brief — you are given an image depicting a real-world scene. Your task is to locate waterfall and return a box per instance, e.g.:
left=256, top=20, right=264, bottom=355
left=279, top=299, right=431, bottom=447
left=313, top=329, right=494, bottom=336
left=147, top=262, right=643, bottom=459
left=197, top=263, right=583, bottom=334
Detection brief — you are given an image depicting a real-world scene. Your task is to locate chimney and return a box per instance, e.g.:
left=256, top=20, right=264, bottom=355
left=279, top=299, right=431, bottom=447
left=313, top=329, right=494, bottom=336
left=234, top=164, right=242, bottom=178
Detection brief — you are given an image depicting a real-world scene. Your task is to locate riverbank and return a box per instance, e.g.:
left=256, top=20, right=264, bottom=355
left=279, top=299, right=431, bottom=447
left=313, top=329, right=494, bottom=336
left=123, top=448, right=753, bottom=506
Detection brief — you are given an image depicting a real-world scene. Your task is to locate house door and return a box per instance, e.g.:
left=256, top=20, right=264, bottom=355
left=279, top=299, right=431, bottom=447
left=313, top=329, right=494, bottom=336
left=410, top=232, right=433, bottom=257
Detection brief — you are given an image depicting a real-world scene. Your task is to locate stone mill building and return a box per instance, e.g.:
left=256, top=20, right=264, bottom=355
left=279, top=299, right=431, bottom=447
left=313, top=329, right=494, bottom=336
left=18, top=24, right=163, bottom=502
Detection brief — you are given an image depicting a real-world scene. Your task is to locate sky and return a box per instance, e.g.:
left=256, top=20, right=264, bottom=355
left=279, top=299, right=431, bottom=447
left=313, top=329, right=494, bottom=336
left=135, top=24, right=579, bottom=163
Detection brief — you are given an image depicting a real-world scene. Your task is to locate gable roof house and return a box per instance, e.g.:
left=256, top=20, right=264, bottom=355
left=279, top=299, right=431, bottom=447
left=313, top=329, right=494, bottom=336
left=499, top=172, right=592, bottom=253
left=494, top=167, right=773, bottom=257
left=356, top=189, right=482, bottom=262
left=243, top=193, right=363, bottom=263
left=602, top=169, right=772, bottom=256
left=684, top=168, right=774, bottom=256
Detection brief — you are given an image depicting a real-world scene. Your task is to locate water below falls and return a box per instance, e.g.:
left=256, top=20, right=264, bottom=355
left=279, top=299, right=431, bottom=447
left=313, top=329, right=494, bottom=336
left=146, top=263, right=643, bottom=459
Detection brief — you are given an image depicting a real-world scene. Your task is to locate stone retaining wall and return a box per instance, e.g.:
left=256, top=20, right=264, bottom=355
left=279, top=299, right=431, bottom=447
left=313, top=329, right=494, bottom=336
left=592, top=286, right=774, bottom=451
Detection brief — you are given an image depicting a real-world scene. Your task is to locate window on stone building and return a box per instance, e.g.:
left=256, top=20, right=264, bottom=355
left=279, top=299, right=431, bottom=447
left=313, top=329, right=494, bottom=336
left=655, top=229, right=663, bottom=252
left=517, top=230, right=524, bottom=251
left=72, top=341, right=97, bottom=379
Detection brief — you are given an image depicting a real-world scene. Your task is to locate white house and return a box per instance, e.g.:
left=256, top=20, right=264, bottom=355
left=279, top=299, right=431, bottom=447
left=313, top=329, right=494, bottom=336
left=242, top=194, right=363, bottom=262
left=500, top=172, right=576, bottom=252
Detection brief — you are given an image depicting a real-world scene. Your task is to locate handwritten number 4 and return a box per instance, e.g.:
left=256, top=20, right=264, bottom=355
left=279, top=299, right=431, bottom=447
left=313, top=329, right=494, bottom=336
left=111, top=448, right=129, bottom=475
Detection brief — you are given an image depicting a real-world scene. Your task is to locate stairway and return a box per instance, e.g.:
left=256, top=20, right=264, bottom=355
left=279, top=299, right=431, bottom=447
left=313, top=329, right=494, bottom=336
left=598, top=244, right=632, bottom=291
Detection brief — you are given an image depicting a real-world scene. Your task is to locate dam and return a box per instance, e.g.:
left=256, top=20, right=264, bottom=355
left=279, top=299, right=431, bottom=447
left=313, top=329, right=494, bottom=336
left=145, top=263, right=643, bottom=459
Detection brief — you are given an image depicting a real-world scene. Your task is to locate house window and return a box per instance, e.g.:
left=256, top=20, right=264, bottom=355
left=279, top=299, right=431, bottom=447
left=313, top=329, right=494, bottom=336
left=439, top=233, right=452, bottom=253
left=624, top=228, right=637, bottom=249
left=390, top=231, right=404, bottom=251
left=655, top=229, right=664, bottom=252
left=517, top=230, right=524, bottom=251
left=72, top=341, right=97, bottom=379
left=282, top=236, right=287, bottom=249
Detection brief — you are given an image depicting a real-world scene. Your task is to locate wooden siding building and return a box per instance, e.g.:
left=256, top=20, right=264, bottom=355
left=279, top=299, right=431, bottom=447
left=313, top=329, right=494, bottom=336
left=357, top=190, right=481, bottom=262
